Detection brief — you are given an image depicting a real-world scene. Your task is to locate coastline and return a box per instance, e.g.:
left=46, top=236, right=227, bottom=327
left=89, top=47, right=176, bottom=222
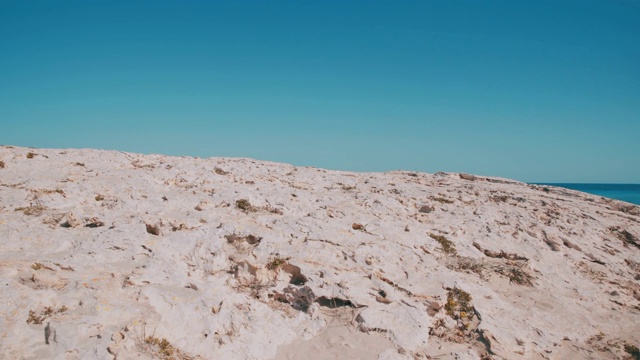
left=532, top=183, right=640, bottom=205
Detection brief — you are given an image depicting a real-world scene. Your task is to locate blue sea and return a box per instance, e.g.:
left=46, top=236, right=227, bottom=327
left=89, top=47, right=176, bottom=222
left=534, top=183, right=640, bottom=206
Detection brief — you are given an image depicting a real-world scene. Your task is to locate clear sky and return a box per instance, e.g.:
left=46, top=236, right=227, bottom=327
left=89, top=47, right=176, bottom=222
left=1, top=1, right=638, bottom=183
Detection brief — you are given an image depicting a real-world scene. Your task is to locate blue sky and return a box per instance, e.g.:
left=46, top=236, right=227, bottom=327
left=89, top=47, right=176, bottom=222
left=1, top=1, right=638, bottom=183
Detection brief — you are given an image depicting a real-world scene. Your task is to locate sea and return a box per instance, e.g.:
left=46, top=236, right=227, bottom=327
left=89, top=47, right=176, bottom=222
left=533, top=183, right=640, bottom=206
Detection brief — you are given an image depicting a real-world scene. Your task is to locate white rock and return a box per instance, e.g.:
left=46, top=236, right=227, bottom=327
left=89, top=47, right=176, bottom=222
left=0, top=146, right=638, bottom=360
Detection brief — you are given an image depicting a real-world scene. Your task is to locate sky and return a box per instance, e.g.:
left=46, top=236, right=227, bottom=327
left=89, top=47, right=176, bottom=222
left=1, top=1, right=638, bottom=183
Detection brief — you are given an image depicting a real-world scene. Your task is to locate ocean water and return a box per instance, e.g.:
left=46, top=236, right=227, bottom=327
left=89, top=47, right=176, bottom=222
left=535, top=183, right=640, bottom=206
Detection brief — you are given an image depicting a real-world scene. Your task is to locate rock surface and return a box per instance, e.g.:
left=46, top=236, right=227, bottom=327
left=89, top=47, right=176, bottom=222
left=0, top=146, right=639, bottom=359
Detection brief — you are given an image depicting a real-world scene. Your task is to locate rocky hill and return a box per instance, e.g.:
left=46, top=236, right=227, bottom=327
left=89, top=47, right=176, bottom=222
left=0, top=146, right=639, bottom=359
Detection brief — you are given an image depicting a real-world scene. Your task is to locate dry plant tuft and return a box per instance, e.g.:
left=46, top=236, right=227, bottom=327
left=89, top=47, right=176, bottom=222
left=429, top=233, right=457, bottom=255
left=431, top=196, right=454, bottom=204
left=235, top=199, right=256, bottom=212
left=26, top=306, right=67, bottom=325
left=40, top=189, right=65, bottom=196
left=145, top=337, right=175, bottom=359
left=15, top=204, right=47, bottom=216
left=267, top=256, right=289, bottom=270
left=496, top=265, right=535, bottom=286
left=445, top=287, right=473, bottom=321
left=133, top=321, right=193, bottom=360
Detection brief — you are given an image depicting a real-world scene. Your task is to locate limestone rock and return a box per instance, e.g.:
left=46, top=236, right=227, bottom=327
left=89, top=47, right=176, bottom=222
left=0, top=146, right=638, bottom=360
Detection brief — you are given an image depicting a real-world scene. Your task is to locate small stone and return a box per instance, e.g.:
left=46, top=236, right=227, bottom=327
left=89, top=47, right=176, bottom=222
left=419, top=205, right=434, bottom=213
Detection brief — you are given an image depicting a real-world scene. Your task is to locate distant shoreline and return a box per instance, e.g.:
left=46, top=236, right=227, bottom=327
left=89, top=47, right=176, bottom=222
left=531, top=183, right=640, bottom=205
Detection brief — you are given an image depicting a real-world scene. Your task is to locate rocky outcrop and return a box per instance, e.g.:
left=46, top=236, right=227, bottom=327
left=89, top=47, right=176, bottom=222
left=0, top=146, right=639, bottom=359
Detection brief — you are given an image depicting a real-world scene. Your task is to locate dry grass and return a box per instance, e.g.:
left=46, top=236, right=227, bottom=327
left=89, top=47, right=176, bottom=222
left=490, top=195, right=509, bottom=203
left=26, top=310, right=45, bottom=325
left=131, top=160, right=155, bottom=169
left=236, top=199, right=256, bottom=212
left=266, top=256, right=288, bottom=270
left=15, top=204, right=47, bottom=216
left=431, top=197, right=454, bottom=204
left=497, top=266, right=535, bottom=286
left=26, top=306, right=67, bottom=325
left=448, top=257, right=485, bottom=277
left=85, top=218, right=105, bottom=228
left=40, top=189, right=65, bottom=196
left=133, top=322, right=193, bottom=360
left=266, top=206, right=283, bottom=215
left=145, top=337, right=175, bottom=359
left=429, top=233, right=456, bottom=255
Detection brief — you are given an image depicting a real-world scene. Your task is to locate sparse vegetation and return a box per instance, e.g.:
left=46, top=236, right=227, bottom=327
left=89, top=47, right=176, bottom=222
left=431, top=197, right=454, bottom=204
left=171, top=222, right=189, bottom=231
left=145, top=337, right=175, bottom=359
left=449, top=257, right=485, bottom=277
left=444, top=287, right=474, bottom=321
left=15, top=204, right=46, bottom=216
left=26, top=306, right=67, bottom=325
left=625, top=343, right=640, bottom=359
left=236, top=199, right=256, bottom=212
left=429, top=233, right=456, bottom=254
left=497, top=266, right=534, bottom=286
left=85, top=218, right=105, bottom=228
left=611, top=228, right=640, bottom=249
left=27, top=310, right=44, bottom=324
left=267, top=256, right=288, bottom=270
left=26, top=152, right=36, bottom=159
left=543, top=187, right=550, bottom=193
left=32, top=261, right=57, bottom=272
left=266, top=206, right=283, bottom=215
left=490, top=195, right=509, bottom=203
left=40, top=189, right=65, bottom=196
left=0, top=160, right=5, bottom=168
left=131, top=160, right=155, bottom=169
left=95, top=194, right=105, bottom=201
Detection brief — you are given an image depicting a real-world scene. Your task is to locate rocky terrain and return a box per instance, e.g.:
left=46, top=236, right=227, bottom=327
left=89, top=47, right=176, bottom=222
left=0, top=145, right=639, bottom=360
